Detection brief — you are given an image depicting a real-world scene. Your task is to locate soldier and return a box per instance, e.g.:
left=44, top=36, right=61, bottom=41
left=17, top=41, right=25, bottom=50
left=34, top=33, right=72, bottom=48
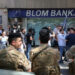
left=66, top=45, right=75, bottom=75
left=0, top=33, right=31, bottom=72
left=30, top=27, right=60, bottom=75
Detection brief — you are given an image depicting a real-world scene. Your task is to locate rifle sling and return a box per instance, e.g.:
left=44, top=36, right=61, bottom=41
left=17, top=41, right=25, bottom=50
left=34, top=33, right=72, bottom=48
left=32, top=46, right=49, bottom=61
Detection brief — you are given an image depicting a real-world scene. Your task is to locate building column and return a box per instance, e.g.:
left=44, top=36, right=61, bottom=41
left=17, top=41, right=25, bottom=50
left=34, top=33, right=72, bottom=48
left=2, top=9, right=8, bottom=32
left=22, top=18, right=27, bottom=31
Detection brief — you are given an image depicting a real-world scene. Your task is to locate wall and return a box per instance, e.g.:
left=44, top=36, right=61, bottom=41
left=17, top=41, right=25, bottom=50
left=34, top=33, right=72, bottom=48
left=0, top=0, right=74, bottom=8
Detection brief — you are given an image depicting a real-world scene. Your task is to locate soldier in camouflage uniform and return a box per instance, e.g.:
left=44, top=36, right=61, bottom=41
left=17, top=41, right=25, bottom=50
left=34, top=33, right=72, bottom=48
left=30, top=27, right=60, bottom=75
left=66, top=45, right=75, bottom=75
left=0, top=33, right=31, bottom=72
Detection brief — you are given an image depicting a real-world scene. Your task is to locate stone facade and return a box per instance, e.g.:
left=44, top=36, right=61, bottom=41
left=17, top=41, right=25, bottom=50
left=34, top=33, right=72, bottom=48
left=0, top=0, right=74, bottom=8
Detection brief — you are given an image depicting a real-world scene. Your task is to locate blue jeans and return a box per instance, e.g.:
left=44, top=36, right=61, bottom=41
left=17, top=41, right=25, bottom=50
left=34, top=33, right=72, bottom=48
left=25, top=44, right=31, bottom=60
left=59, top=46, right=65, bottom=63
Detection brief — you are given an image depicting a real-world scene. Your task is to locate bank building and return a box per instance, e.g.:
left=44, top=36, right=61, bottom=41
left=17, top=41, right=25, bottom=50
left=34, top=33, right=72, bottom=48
left=0, top=0, right=75, bottom=45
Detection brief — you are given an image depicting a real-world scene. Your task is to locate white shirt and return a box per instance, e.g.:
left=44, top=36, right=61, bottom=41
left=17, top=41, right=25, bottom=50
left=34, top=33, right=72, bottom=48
left=18, top=44, right=25, bottom=54
left=53, top=28, right=60, bottom=35
left=57, top=33, right=66, bottom=46
left=0, top=36, right=8, bottom=45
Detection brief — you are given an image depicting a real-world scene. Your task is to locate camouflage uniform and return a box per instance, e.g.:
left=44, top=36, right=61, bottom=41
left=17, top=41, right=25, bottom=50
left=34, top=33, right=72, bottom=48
left=66, top=45, right=75, bottom=59
left=30, top=44, right=60, bottom=75
left=66, top=45, right=75, bottom=75
left=0, top=45, right=31, bottom=71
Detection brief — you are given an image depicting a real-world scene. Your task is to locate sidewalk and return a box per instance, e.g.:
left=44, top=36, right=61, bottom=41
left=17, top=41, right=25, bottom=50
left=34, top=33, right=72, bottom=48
left=59, top=63, right=70, bottom=75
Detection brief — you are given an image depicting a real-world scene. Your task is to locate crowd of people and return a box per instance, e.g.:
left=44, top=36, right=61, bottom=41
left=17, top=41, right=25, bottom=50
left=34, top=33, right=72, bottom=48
left=0, top=24, right=75, bottom=75
left=48, top=25, right=75, bottom=62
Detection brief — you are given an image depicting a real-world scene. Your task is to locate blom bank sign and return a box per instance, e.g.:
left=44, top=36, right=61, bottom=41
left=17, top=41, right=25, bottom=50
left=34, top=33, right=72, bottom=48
left=8, top=9, right=75, bottom=18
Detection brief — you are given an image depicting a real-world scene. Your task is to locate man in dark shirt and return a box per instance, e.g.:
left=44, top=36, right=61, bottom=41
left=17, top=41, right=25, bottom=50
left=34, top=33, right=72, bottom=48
left=66, top=28, right=75, bottom=50
left=26, top=29, right=33, bottom=60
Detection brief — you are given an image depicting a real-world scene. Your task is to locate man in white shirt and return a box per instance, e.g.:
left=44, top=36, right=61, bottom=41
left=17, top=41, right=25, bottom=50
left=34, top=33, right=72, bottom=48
left=0, top=31, right=8, bottom=49
left=57, top=29, right=66, bottom=63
